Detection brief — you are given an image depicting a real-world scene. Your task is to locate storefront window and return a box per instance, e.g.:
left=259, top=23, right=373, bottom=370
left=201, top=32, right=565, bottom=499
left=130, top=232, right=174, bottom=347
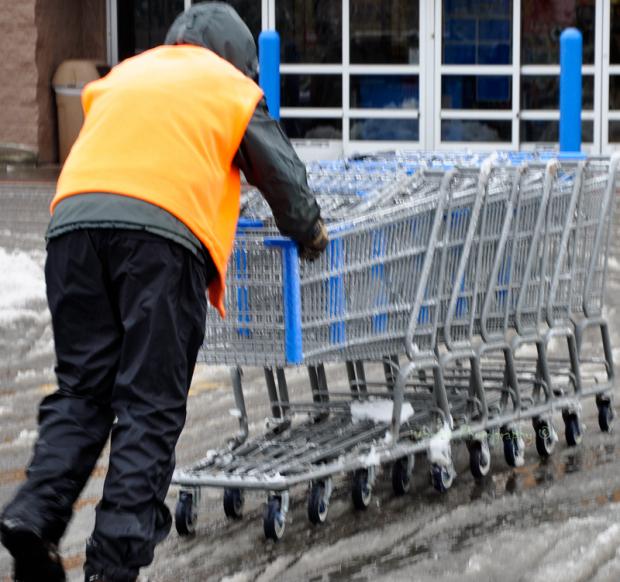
left=277, top=0, right=342, bottom=63
left=118, top=0, right=184, bottom=61
left=521, top=0, right=595, bottom=64
left=610, top=76, right=620, bottom=110
left=520, top=120, right=593, bottom=143
left=350, top=0, right=419, bottom=64
left=442, top=75, right=511, bottom=109
left=442, top=0, right=512, bottom=65
left=612, top=0, right=620, bottom=64
left=351, top=76, right=419, bottom=109
left=521, top=75, right=594, bottom=110
left=351, top=119, right=419, bottom=141
left=280, top=118, right=342, bottom=139
left=282, top=75, right=342, bottom=108
left=441, top=119, right=511, bottom=142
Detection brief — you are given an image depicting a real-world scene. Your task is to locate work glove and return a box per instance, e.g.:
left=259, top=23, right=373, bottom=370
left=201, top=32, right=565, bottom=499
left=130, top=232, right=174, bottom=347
left=299, top=218, right=328, bottom=261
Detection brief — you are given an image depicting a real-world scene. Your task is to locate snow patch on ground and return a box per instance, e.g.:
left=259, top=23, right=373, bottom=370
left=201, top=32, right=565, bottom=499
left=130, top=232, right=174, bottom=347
left=428, top=423, right=453, bottom=466
left=0, top=248, right=46, bottom=324
left=350, top=398, right=414, bottom=424
left=15, top=369, right=39, bottom=383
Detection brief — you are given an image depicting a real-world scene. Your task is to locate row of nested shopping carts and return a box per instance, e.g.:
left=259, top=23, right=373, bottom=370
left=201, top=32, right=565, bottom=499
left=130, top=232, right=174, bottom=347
left=172, top=150, right=619, bottom=541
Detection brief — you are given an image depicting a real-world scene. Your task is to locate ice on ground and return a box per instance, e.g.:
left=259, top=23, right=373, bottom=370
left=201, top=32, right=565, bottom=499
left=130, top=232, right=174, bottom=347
left=15, top=369, right=39, bottom=383
left=360, top=445, right=381, bottom=467
left=350, top=398, right=414, bottom=424
left=9, top=429, right=38, bottom=446
left=0, top=248, right=46, bottom=323
left=428, top=422, right=453, bottom=466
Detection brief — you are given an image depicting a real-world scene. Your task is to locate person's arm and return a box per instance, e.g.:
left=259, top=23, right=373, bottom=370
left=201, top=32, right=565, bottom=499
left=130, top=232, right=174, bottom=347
left=234, top=98, right=326, bottom=255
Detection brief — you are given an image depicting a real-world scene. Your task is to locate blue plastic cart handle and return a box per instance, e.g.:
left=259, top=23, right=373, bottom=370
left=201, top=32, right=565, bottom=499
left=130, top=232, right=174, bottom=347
left=264, top=238, right=303, bottom=364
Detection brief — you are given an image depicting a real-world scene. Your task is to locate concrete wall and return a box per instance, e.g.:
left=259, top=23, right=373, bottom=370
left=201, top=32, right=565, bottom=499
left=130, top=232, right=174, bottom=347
left=0, top=1, right=107, bottom=163
left=0, top=0, right=39, bottom=153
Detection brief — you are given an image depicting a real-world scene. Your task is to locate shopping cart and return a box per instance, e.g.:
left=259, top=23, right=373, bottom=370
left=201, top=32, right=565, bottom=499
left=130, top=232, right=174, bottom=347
left=172, top=152, right=619, bottom=541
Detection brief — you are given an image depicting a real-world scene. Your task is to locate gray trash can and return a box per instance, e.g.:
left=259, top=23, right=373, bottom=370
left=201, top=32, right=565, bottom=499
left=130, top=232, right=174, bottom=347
left=53, top=60, right=109, bottom=163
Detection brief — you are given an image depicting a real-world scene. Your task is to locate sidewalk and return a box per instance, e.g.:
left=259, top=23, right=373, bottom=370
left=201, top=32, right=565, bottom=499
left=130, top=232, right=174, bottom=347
left=0, top=164, right=59, bottom=185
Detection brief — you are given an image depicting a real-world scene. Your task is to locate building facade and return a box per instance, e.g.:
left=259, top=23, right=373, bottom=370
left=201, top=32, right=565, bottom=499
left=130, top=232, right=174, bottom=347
left=2, top=0, right=620, bottom=162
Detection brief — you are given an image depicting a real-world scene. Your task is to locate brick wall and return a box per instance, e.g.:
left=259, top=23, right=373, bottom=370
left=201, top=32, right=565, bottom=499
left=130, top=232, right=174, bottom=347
left=0, top=1, right=106, bottom=163
left=0, top=0, right=39, bottom=153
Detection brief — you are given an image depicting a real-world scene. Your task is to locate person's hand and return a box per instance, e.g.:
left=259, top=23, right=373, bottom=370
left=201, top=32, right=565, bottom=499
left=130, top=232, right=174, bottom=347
left=299, top=219, right=328, bottom=261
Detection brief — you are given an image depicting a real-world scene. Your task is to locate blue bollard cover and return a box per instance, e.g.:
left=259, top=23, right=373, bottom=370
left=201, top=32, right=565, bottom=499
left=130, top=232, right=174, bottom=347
left=258, top=31, right=281, bottom=121
left=559, top=28, right=582, bottom=153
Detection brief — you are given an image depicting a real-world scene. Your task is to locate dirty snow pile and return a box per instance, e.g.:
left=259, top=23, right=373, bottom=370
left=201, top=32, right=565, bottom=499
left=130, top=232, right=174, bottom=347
left=350, top=398, right=414, bottom=424
left=0, top=248, right=46, bottom=324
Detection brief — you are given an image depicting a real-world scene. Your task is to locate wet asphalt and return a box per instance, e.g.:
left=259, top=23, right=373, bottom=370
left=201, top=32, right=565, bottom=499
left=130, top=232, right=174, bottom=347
left=0, top=175, right=619, bottom=582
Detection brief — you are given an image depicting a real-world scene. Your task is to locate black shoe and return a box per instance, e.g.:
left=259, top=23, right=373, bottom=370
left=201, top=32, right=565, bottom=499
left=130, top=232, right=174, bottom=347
left=0, top=520, right=66, bottom=582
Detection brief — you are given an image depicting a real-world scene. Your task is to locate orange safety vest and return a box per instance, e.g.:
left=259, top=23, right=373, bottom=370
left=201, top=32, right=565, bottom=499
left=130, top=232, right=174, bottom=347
left=52, top=45, right=263, bottom=317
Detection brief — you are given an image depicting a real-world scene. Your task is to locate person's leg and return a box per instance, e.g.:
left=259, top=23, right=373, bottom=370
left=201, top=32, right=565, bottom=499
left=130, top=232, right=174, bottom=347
left=84, top=231, right=208, bottom=582
left=1, top=230, right=121, bottom=579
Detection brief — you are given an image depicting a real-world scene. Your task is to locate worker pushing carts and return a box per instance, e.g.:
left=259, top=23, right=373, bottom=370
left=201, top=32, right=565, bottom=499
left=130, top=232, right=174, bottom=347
left=172, top=151, right=619, bottom=541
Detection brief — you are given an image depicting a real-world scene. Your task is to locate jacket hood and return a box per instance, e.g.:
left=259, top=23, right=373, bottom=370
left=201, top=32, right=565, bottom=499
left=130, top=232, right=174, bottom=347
left=165, top=2, right=258, bottom=80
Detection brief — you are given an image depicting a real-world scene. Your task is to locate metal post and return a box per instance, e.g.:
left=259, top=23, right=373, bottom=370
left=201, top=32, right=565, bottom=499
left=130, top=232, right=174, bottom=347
left=258, top=30, right=280, bottom=120
left=559, top=28, right=582, bottom=153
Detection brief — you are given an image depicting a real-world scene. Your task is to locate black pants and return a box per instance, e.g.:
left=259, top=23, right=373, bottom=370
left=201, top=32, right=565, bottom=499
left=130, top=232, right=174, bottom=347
left=1, top=229, right=209, bottom=581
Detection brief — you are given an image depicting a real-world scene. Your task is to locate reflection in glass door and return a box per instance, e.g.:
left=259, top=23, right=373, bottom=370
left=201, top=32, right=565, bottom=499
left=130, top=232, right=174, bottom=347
left=603, top=0, right=620, bottom=151
left=117, top=0, right=185, bottom=61
left=436, top=0, right=516, bottom=150
left=274, top=0, right=423, bottom=158
left=520, top=0, right=597, bottom=150
left=108, top=0, right=611, bottom=155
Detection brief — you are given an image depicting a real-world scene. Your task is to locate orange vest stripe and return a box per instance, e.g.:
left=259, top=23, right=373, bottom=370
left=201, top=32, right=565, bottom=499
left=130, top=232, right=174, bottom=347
left=51, top=45, right=263, bottom=317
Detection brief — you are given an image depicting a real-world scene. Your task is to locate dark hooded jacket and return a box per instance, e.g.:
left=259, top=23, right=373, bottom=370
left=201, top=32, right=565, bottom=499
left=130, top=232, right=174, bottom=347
left=47, top=2, right=321, bottom=261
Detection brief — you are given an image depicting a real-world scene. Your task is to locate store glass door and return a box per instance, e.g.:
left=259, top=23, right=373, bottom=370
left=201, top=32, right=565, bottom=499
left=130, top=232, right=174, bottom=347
left=113, top=0, right=262, bottom=63
left=116, top=0, right=185, bottom=61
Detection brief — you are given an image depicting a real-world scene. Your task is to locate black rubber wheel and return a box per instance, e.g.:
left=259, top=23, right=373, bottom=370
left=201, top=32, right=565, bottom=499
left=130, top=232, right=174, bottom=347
left=469, top=441, right=491, bottom=480
left=564, top=413, right=582, bottom=447
left=263, top=497, right=285, bottom=541
left=535, top=419, right=555, bottom=458
left=307, top=482, right=329, bottom=525
left=223, top=488, right=244, bottom=520
left=391, top=458, right=412, bottom=496
left=175, top=491, right=196, bottom=537
left=502, top=428, right=524, bottom=468
left=352, top=469, right=372, bottom=510
left=431, top=463, right=453, bottom=493
left=598, top=401, right=614, bottom=433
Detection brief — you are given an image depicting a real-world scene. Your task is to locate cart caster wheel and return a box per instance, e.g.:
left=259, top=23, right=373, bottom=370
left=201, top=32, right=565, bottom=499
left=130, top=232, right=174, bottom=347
left=534, top=419, right=556, bottom=458
left=598, top=400, right=614, bottom=433
left=563, top=412, right=583, bottom=447
left=223, top=488, right=244, bottom=519
left=352, top=469, right=372, bottom=510
left=431, top=463, right=454, bottom=493
left=175, top=491, right=197, bottom=537
left=469, top=440, right=491, bottom=480
left=391, top=456, right=413, bottom=496
left=264, top=497, right=286, bottom=541
left=307, top=482, right=329, bottom=525
left=502, top=427, right=524, bottom=468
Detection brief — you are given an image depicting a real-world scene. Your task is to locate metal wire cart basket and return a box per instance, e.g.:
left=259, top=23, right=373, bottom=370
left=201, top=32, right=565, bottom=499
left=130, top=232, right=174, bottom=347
left=172, top=151, right=619, bottom=541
